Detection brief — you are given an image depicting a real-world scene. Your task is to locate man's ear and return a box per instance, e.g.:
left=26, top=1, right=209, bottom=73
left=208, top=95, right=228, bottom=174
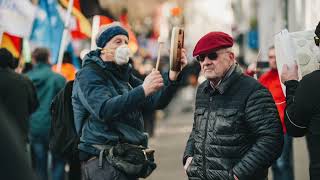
left=228, top=51, right=235, bottom=61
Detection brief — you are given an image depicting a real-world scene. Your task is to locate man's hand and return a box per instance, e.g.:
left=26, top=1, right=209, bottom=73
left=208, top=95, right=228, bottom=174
left=142, top=69, right=164, bottom=97
left=233, top=174, right=239, bottom=180
left=169, top=48, right=188, bottom=81
left=281, top=64, right=299, bottom=84
left=183, top=156, right=193, bottom=171
left=101, top=48, right=116, bottom=61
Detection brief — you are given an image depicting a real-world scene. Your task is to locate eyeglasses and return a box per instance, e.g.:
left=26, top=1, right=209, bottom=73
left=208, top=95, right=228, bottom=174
left=196, top=51, right=230, bottom=62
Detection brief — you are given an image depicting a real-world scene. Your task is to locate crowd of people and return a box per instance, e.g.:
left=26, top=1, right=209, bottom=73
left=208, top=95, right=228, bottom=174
left=0, top=20, right=319, bottom=180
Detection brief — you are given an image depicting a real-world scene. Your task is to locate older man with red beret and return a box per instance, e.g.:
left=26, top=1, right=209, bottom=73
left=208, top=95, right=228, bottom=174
left=183, top=32, right=283, bottom=180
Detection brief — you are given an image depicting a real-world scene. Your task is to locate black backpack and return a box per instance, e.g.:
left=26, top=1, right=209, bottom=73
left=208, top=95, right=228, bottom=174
left=49, top=63, right=109, bottom=160
left=50, top=80, right=77, bottom=160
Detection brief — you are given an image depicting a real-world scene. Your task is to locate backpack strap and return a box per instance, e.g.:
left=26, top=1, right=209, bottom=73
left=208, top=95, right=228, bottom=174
left=75, top=63, right=111, bottom=131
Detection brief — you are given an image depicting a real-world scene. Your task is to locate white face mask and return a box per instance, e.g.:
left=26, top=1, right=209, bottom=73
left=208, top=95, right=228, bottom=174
left=115, top=44, right=131, bottom=65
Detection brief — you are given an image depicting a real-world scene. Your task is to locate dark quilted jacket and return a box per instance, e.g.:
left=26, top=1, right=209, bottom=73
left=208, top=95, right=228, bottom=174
left=183, top=65, right=283, bottom=180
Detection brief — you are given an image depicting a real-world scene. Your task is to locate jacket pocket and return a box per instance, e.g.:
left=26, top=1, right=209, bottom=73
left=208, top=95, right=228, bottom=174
left=194, top=108, right=206, bottom=131
left=214, top=109, right=241, bottom=134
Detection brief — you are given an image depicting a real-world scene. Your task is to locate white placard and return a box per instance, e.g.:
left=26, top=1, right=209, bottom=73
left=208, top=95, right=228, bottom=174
left=274, top=29, right=320, bottom=95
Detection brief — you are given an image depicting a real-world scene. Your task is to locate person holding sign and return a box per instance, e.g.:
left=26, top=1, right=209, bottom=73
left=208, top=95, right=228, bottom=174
left=280, top=21, right=320, bottom=180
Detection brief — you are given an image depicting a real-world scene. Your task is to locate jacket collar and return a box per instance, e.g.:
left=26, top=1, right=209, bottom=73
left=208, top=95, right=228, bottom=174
left=203, top=64, right=242, bottom=94
left=34, top=63, right=51, bottom=70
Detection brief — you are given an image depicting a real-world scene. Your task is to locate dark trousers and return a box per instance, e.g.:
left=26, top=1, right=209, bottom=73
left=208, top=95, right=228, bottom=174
left=68, top=157, right=81, bottom=180
left=306, top=133, right=320, bottom=180
left=81, top=158, right=138, bottom=180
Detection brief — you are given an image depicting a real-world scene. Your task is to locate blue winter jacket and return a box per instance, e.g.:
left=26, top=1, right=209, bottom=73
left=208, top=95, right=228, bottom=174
left=72, top=50, right=180, bottom=155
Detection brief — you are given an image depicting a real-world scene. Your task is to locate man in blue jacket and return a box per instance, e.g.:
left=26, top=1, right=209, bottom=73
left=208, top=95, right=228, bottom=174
left=27, top=48, right=66, bottom=180
left=72, top=22, right=187, bottom=180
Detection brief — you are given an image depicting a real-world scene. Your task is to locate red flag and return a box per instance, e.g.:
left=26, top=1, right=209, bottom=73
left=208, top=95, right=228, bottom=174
left=99, top=16, right=113, bottom=26
left=0, top=32, right=22, bottom=58
left=59, top=0, right=91, bottom=39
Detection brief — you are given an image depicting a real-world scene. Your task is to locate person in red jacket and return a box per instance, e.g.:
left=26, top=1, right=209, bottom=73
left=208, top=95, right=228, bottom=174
left=259, top=46, right=294, bottom=180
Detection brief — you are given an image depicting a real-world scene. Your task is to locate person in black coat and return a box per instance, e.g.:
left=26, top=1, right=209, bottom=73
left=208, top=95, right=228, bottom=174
left=0, top=48, right=38, bottom=142
left=183, top=32, right=283, bottom=180
left=280, top=21, right=320, bottom=180
left=0, top=104, right=37, bottom=180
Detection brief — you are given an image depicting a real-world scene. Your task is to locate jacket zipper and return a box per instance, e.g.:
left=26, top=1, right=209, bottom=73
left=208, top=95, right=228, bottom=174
left=202, top=96, right=212, bottom=179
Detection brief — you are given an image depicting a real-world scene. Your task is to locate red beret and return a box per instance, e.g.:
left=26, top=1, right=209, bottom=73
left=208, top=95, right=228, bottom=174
left=193, top=31, right=234, bottom=57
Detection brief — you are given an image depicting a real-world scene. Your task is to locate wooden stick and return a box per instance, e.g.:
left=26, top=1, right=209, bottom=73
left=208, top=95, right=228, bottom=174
left=155, top=42, right=164, bottom=71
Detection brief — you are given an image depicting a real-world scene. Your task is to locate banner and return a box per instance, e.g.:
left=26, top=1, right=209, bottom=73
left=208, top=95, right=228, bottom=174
left=0, top=0, right=37, bottom=38
left=29, top=0, right=65, bottom=63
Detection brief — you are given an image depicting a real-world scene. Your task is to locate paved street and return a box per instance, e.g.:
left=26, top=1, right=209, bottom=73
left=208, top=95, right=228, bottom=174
left=146, top=88, right=309, bottom=180
left=147, top=89, right=194, bottom=180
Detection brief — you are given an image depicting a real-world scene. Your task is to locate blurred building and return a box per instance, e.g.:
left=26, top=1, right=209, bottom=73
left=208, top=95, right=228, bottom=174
left=184, top=0, right=233, bottom=58
left=29, top=0, right=320, bottom=68
left=288, top=0, right=320, bottom=31
left=246, top=0, right=319, bottom=63
left=231, top=0, right=320, bottom=67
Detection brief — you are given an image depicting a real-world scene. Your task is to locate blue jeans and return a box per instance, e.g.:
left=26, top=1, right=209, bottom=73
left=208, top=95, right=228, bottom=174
left=272, top=134, right=294, bottom=180
left=30, top=135, right=66, bottom=180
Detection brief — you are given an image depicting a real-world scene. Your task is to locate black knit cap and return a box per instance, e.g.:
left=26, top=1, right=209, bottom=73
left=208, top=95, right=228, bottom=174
left=96, top=23, right=129, bottom=48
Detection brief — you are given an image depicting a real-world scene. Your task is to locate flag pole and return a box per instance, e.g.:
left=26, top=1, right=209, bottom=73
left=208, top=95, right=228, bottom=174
left=90, top=15, right=100, bottom=50
left=16, top=37, right=32, bottom=73
left=56, top=0, right=74, bottom=72
left=0, top=28, right=3, bottom=45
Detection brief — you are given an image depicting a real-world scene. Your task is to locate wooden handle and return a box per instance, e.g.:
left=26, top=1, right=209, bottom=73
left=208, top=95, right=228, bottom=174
left=155, top=43, right=163, bottom=71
